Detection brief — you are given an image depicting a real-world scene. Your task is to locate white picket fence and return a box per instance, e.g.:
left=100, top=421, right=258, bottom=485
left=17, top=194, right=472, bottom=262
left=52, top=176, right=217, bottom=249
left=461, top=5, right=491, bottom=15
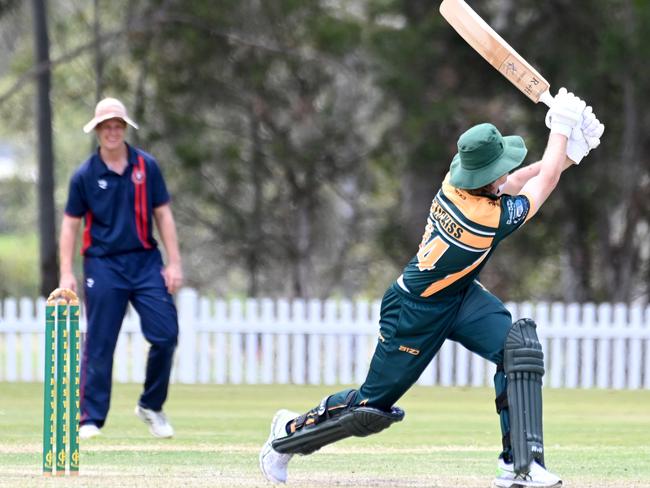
left=0, top=288, right=649, bottom=389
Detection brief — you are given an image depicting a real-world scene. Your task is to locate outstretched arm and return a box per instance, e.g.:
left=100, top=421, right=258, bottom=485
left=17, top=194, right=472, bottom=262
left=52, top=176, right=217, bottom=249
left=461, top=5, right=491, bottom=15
left=500, top=161, right=541, bottom=195
left=519, top=134, right=571, bottom=217
left=517, top=89, right=587, bottom=217
left=500, top=157, right=576, bottom=197
left=153, top=203, right=184, bottom=294
left=505, top=100, right=605, bottom=199
left=59, top=215, right=82, bottom=291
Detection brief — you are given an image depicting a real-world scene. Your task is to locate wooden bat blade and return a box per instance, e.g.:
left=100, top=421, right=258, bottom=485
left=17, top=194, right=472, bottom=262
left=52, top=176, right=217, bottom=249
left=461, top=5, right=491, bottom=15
left=440, top=0, right=553, bottom=106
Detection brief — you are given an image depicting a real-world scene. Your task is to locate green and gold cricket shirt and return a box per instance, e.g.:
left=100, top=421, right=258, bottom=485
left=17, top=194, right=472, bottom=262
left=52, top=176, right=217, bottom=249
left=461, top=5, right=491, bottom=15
left=400, top=173, right=534, bottom=298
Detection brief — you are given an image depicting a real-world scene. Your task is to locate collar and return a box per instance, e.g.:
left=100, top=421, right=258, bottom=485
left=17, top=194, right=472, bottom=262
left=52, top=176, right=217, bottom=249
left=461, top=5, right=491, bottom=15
left=93, top=142, right=136, bottom=175
left=443, top=173, right=500, bottom=201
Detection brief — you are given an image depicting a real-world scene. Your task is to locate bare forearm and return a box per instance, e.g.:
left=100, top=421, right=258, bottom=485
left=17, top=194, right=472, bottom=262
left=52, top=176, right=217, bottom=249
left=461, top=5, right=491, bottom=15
left=562, top=157, right=575, bottom=171
left=519, top=133, right=568, bottom=213
left=154, top=205, right=183, bottom=293
left=59, top=215, right=81, bottom=290
left=501, top=161, right=542, bottom=195
left=59, top=216, right=81, bottom=274
left=502, top=154, right=571, bottom=196
left=154, top=205, right=181, bottom=265
left=161, top=228, right=181, bottom=265
left=538, top=133, right=569, bottom=184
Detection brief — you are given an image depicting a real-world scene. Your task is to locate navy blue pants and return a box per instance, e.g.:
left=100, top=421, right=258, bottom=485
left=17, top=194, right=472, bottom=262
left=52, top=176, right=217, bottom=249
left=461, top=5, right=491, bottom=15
left=80, top=249, right=178, bottom=428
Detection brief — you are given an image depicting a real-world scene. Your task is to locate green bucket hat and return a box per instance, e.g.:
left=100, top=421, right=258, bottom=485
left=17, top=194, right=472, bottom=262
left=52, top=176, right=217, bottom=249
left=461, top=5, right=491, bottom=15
left=449, top=123, right=527, bottom=190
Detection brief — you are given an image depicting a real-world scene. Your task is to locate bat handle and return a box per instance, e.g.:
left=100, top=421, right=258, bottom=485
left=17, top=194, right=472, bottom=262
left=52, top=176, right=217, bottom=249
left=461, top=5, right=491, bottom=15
left=539, top=90, right=554, bottom=107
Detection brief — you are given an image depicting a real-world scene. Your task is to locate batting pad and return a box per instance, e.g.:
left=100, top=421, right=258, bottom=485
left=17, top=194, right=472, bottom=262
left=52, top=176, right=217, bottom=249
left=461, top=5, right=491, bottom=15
left=504, top=318, right=545, bottom=474
left=272, top=406, right=405, bottom=455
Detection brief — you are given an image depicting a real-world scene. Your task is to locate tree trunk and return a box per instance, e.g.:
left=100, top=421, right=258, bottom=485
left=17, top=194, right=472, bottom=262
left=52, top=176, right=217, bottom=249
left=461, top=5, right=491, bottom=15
left=32, top=0, right=58, bottom=297
left=93, top=0, right=103, bottom=103
left=247, top=103, right=263, bottom=297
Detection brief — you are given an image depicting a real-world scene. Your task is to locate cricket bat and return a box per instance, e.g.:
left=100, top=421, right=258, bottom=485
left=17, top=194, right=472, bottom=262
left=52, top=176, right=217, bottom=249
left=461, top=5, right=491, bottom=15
left=439, top=0, right=554, bottom=107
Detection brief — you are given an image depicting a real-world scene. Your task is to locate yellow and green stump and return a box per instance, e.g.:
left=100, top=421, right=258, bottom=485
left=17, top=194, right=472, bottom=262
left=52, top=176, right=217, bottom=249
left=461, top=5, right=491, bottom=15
left=42, top=288, right=80, bottom=476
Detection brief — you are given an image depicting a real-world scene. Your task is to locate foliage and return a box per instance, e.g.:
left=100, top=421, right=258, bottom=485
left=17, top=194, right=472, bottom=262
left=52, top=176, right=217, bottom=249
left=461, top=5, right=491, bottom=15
left=0, top=233, right=39, bottom=298
left=503, top=0, right=650, bottom=302
left=0, top=0, right=649, bottom=302
left=0, top=171, right=39, bottom=298
left=129, top=0, right=388, bottom=298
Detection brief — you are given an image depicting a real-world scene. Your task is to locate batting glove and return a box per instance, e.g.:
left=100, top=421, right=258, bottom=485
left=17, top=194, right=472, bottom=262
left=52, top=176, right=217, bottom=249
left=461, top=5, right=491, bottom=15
left=566, top=130, right=589, bottom=165
left=545, top=87, right=586, bottom=138
left=567, top=106, right=604, bottom=165
left=581, top=106, right=605, bottom=150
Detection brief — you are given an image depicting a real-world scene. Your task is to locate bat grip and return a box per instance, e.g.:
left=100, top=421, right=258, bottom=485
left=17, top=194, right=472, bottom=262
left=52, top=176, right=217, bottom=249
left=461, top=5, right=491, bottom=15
left=539, top=90, right=554, bottom=107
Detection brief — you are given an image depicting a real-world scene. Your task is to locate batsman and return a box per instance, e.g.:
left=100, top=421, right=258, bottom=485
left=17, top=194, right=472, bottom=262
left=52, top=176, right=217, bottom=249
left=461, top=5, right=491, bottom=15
left=260, top=88, right=604, bottom=488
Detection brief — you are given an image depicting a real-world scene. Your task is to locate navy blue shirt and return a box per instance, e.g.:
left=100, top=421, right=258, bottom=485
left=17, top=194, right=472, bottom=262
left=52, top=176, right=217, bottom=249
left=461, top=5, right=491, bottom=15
left=64, top=143, right=170, bottom=257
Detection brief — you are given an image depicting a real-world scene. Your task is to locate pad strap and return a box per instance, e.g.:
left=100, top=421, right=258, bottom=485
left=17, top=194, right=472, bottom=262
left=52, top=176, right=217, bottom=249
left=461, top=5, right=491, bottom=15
left=273, top=403, right=405, bottom=455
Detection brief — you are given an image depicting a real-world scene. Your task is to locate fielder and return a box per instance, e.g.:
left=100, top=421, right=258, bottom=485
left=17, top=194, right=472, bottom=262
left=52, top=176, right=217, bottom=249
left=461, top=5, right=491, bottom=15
left=260, top=88, right=604, bottom=488
left=59, top=98, right=183, bottom=439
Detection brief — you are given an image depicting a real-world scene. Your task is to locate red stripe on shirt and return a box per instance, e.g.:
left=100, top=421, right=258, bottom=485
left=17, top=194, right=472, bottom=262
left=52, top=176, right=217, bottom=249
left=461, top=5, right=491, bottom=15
left=80, top=211, right=93, bottom=255
left=134, top=168, right=143, bottom=242
left=135, top=156, right=152, bottom=249
left=139, top=157, right=151, bottom=247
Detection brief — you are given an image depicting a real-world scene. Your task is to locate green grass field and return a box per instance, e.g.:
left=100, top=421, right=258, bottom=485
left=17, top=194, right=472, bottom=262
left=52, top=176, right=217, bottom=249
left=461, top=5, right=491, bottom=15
left=0, top=383, right=649, bottom=487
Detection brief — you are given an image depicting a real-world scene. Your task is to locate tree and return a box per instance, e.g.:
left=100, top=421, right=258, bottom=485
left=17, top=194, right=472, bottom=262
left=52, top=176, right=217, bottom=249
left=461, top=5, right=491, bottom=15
left=368, top=0, right=650, bottom=303
left=127, top=0, right=384, bottom=298
left=2, top=0, right=649, bottom=303
left=366, top=0, right=531, bottom=281
left=32, top=0, right=58, bottom=296
left=507, top=0, right=650, bottom=302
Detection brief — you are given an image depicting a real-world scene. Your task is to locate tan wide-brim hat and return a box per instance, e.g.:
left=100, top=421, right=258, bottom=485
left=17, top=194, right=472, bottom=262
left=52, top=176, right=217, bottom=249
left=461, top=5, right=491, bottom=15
left=83, top=97, right=139, bottom=134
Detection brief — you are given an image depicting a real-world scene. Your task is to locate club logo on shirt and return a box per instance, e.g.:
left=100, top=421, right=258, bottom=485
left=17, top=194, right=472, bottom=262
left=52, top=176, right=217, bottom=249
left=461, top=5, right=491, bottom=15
left=97, top=179, right=108, bottom=190
left=86, top=278, right=95, bottom=288
left=132, top=169, right=145, bottom=185
left=515, top=200, right=524, bottom=218
left=506, top=198, right=527, bottom=225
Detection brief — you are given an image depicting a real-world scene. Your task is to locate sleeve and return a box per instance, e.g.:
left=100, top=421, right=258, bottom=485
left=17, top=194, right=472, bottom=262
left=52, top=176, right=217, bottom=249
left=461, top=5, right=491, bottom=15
left=149, top=159, right=171, bottom=208
left=63, top=172, right=88, bottom=217
left=496, top=194, right=532, bottom=240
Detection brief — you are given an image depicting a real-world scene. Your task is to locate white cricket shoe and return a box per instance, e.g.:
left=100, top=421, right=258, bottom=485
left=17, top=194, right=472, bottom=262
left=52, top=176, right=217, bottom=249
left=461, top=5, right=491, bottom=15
left=79, top=423, right=101, bottom=440
left=135, top=405, right=174, bottom=438
left=259, top=409, right=299, bottom=484
left=493, top=457, right=562, bottom=488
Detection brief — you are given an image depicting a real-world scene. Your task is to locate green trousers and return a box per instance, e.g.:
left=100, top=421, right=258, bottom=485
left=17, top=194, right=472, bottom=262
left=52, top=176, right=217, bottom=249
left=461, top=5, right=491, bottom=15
left=327, top=280, right=512, bottom=453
